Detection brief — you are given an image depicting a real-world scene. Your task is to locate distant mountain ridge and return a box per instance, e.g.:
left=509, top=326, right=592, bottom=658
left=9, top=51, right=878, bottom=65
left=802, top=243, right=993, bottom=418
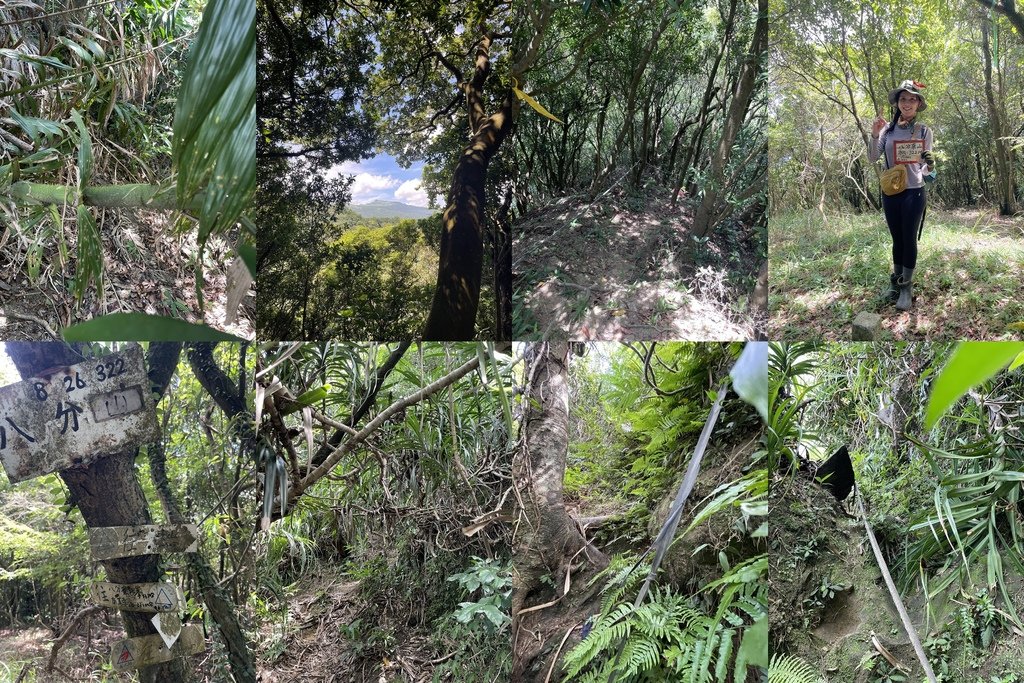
left=350, top=199, right=435, bottom=219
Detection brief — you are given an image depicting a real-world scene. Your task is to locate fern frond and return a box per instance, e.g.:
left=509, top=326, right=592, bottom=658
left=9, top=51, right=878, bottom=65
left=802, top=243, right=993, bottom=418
left=767, top=653, right=823, bottom=683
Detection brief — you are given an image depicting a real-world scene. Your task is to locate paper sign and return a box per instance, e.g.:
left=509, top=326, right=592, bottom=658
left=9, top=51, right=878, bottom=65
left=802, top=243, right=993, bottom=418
left=91, top=581, right=184, bottom=613
left=88, top=524, right=199, bottom=561
left=151, top=612, right=183, bottom=649
left=0, top=345, right=159, bottom=483
left=111, top=624, right=204, bottom=672
left=893, top=139, right=925, bottom=165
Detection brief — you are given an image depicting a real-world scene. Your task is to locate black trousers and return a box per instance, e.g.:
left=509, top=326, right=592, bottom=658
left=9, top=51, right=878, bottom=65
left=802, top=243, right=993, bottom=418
left=881, top=186, right=925, bottom=271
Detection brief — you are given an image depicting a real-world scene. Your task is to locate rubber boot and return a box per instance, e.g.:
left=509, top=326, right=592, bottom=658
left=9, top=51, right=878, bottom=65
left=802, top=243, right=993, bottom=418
left=886, top=272, right=899, bottom=302
left=896, top=267, right=914, bottom=311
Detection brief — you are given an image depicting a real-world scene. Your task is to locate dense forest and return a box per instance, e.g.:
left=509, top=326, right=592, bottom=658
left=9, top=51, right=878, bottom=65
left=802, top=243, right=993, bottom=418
left=769, top=0, right=1024, bottom=340
left=256, top=0, right=767, bottom=341
left=0, top=340, right=772, bottom=682
left=0, top=0, right=255, bottom=340
left=511, top=0, right=767, bottom=341
left=769, top=341, right=1024, bottom=681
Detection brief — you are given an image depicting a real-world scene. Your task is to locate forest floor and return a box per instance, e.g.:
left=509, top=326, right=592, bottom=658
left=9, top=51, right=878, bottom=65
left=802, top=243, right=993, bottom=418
left=0, top=209, right=253, bottom=340
left=769, top=208, right=1024, bottom=340
left=771, top=472, right=1024, bottom=681
left=256, top=566, right=469, bottom=683
left=513, top=181, right=763, bottom=340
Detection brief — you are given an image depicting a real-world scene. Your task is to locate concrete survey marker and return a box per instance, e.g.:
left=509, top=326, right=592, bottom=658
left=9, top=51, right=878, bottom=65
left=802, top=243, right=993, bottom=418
left=0, top=345, right=159, bottom=483
left=91, top=581, right=185, bottom=613
left=151, top=612, right=183, bottom=649
left=88, top=524, right=199, bottom=561
left=111, top=623, right=204, bottom=672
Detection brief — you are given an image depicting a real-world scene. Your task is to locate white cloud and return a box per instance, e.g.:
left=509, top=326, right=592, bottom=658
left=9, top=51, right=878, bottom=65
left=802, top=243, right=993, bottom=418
left=394, top=179, right=429, bottom=207
left=350, top=173, right=399, bottom=202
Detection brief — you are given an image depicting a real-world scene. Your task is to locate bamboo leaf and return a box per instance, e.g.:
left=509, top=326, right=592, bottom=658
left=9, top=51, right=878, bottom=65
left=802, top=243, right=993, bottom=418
left=63, top=313, right=245, bottom=341
left=173, top=0, right=255, bottom=241
left=72, top=205, right=102, bottom=302
left=69, top=109, right=92, bottom=190
left=925, top=342, right=1024, bottom=429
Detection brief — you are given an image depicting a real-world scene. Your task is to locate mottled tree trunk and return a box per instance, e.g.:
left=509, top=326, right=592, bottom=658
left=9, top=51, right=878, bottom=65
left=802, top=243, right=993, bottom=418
left=422, top=30, right=519, bottom=340
left=512, top=343, right=608, bottom=681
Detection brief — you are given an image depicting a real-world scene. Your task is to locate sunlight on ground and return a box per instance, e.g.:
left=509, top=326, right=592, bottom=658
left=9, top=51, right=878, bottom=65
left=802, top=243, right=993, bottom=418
left=770, top=209, right=1024, bottom=340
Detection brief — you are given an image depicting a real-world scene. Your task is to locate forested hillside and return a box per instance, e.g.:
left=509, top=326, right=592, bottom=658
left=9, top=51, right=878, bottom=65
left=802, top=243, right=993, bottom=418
left=511, top=0, right=768, bottom=341
left=0, top=341, right=771, bottom=682
left=256, top=0, right=767, bottom=341
left=769, top=0, right=1024, bottom=340
left=259, top=208, right=439, bottom=339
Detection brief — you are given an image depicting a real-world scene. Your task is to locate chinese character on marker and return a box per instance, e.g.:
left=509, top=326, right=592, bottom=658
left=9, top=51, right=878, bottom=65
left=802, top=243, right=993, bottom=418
left=55, top=402, right=84, bottom=434
left=0, top=417, right=37, bottom=449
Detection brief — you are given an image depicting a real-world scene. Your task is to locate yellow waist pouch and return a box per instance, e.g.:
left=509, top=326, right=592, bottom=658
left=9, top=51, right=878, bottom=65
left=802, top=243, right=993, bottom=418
left=880, top=165, right=907, bottom=196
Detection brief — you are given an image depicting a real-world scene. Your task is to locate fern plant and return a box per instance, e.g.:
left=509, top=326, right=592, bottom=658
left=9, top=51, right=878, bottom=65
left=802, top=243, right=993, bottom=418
left=561, top=555, right=768, bottom=682
left=767, top=653, right=823, bottom=683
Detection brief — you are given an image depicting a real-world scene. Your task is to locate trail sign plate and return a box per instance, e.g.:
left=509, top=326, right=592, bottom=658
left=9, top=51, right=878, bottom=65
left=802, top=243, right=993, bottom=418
left=0, top=345, right=159, bottom=483
left=111, top=623, right=204, bottom=672
left=91, top=581, right=184, bottom=613
left=88, top=524, right=199, bottom=561
left=151, top=612, right=183, bottom=649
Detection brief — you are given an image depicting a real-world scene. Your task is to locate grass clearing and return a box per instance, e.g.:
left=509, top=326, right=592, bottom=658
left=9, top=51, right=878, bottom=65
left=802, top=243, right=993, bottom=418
left=769, top=208, right=1024, bottom=340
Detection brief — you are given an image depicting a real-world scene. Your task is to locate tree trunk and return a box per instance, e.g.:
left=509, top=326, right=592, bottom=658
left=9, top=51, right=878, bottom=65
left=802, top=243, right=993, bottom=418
left=512, top=343, right=608, bottom=682
left=592, top=13, right=671, bottom=189
left=422, top=29, right=519, bottom=340
left=673, top=0, right=738, bottom=203
left=981, top=15, right=1018, bottom=215
left=6, top=342, right=190, bottom=683
left=691, top=0, right=767, bottom=236
left=494, top=186, right=513, bottom=341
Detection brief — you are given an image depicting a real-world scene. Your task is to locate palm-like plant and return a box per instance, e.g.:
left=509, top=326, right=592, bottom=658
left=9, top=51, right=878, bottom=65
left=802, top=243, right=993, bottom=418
left=766, top=342, right=819, bottom=471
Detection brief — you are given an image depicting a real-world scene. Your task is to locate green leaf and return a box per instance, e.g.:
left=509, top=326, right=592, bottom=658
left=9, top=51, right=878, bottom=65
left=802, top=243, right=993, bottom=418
left=238, top=240, right=256, bottom=277
left=63, top=313, right=245, bottom=341
left=735, top=613, right=768, bottom=673
left=69, top=109, right=92, bottom=190
left=0, top=49, right=69, bottom=70
left=279, top=385, right=333, bottom=416
left=73, top=205, right=102, bottom=302
left=9, top=111, right=64, bottom=142
left=925, top=342, right=1024, bottom=429
left=58, top=37, right=93, bottom=64
left=731, top=342, right=768, bottom=423
left=173, top=0, right=255, bottom=241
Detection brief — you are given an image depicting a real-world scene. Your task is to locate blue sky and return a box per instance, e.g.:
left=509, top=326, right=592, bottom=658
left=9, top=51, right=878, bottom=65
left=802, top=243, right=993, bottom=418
left=327, top=153, right=431, bottom=207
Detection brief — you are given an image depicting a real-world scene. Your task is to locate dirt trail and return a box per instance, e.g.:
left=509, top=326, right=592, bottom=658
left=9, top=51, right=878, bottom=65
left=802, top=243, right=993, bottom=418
left=514, top=184, right=755, bottom=340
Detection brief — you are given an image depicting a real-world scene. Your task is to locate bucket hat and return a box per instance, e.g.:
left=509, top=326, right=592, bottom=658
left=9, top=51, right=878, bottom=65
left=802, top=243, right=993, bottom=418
left=888, top=80, right=927, bottom=111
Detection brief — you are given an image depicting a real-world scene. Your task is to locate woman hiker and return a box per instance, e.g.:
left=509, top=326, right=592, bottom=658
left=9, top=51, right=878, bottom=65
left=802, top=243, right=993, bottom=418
left=869, top=80, right=936, bottom=312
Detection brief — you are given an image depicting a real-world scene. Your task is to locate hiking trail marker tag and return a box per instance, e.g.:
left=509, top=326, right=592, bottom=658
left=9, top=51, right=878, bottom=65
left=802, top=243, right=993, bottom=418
left=91, top=581, right=185, bottom=613
left=151, top=612, right=183, bottom=649
left=111, top=623, right=204, bottom=672
left=0, top=345, right=158, bottom=483
left=88, top=524, right=199, bottom=561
